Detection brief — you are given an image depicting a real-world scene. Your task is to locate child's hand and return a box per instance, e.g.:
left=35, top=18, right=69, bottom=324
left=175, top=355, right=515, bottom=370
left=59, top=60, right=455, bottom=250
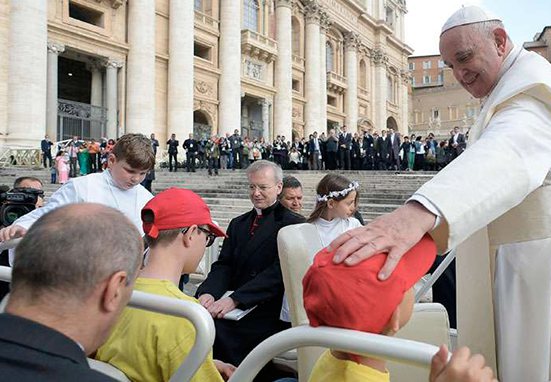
left=430, top=345, right=497, bottom=382
left=213, top=360, right=236, bottom=381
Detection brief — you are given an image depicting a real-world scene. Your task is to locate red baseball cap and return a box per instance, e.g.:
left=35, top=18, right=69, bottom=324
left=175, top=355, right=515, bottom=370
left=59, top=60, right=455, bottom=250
left=303, top=234, right=436, bottom=334
left=142, top=187, right=226, bottom=239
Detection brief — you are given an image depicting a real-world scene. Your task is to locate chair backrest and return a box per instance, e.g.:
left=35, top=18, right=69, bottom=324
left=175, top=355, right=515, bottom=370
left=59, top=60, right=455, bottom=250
left=277, top=224, right=451, bottom=382
left=277, top=223, right=326, bottom=380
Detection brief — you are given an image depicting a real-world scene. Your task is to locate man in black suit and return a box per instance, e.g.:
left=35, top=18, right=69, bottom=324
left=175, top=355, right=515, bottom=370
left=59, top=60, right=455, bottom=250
left=182, top=133, right=198, bottom=172
left=449, top=126, right=467, bottom=160
left=338, top=125, right=352, bottom=170
left=40, top=135, right=53, bottom=168
left=362, top=129, right=375, bottom=170
left=196, top=160, right=304, bottom=379
left=166, top=133, right=179, bottom=172
left=386, top=128, right=401, bottom=170
left=0, top=203, right=142, bottom=381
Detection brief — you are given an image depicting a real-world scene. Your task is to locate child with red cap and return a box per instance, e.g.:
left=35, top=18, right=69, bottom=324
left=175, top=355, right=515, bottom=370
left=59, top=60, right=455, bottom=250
left=96, top=187, right=235, bottom=382
left=303, top=234, right=437, bottom=382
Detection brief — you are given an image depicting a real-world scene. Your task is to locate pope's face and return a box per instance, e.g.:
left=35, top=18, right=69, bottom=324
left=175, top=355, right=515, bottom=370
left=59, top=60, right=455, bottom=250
left=440, top=25, right=507, bottom=98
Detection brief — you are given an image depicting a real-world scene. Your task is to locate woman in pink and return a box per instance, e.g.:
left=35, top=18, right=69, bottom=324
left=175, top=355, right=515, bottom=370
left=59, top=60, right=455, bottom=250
left=55, top=150, right=69, bottom=184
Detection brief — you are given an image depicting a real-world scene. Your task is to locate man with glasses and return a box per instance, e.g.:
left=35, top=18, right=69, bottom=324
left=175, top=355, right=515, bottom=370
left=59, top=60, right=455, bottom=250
left=197, top=160, right=305, bottom=379
left=96, top=187, right=235, bottom=381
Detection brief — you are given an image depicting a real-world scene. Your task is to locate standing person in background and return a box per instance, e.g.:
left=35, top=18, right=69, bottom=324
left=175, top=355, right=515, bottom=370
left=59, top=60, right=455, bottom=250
left=449, top=126, right=467, bottom=160
left=206, top=135, right=220, bottom=176
left=387, top=128, right=401, bottom=171
left=229, top=129, right=243, bottom=170
left=338, top=125, right=352, bottom=170
left=325, top=129, right=339, bottom=171
left=77, top=142, right=90, bottom=176
left=400, top=135, right=412, bottom=171
left=183, top=133, right=198, bottom=173
left=167, top=133, right=179, bottom=172
left=88, top=139, right=100, bottom=173
left=40, top=135, right=53, bottom=168
left=55, top=151, right=69, bottom=185
left=150, top=133, right=159, bottom=156
left=362, top=129, right=375, bottom=170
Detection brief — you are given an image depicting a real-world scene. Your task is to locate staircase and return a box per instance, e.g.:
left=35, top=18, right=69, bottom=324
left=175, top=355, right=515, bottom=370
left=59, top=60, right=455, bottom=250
left=0, top=167, right=434, bottom=229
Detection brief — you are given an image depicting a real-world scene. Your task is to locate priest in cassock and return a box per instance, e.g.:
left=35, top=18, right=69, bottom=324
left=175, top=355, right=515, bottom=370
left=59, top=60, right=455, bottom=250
left=328, top=6, right=551, bottom=382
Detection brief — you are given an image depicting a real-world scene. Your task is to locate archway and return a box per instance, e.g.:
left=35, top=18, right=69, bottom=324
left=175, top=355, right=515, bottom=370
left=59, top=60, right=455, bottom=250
left=386, top=116, right=398, bottom=132
left=193, top=110, right=212, bottom=139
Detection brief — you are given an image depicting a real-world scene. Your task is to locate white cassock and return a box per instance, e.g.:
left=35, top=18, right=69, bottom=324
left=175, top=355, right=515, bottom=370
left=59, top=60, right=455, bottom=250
left=412, top=45, right=551, bottom=382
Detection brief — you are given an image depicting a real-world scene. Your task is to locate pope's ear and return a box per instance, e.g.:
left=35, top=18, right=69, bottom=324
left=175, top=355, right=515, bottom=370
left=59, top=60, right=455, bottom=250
left=493, top=28, right=508, bottom=55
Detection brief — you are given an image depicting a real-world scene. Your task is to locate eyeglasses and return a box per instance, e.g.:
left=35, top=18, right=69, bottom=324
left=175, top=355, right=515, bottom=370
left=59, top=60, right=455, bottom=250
left=248, top=184, right=277, bottom=192
left=181, top=226, right=217, bottom=247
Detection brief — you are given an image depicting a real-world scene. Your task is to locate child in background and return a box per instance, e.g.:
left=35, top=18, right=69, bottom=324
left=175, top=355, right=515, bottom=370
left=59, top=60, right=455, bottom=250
left=55, top=150, right=69, bottom=184
left=307, top=174, right=362, bottom=247
left=50, top=164, right=57, bottom=184
left=303, top=235, right=437, bottom=382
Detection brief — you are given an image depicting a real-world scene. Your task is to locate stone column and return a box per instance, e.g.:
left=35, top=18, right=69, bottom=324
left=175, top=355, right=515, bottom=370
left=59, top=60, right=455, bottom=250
left=261, top=99, right=270, bottom=142
left=46, top=42, right=64, bottom=141
left=8, top=0, right=47, bottom=146
left=219, top=0, right=241, bottom=136
left=319, top=11, right=331, bottom=132
left=372, top=48, right=387, bottom=131
left=273, top=0, right=293, bottom=140
left=105, top=59, right=123, bottom=139
left=0, top=1, right=9, bottom=140
left=89, top=61, right=103, bottom=107
left=168, top=0, right=194, bottom=139
left=304, top=0, right=322, bottom=137
left=400, top=71, right=409, bottom=134
left=126, top=0, right=155, bottom=134
left=344, top=32, right=360, bottom=131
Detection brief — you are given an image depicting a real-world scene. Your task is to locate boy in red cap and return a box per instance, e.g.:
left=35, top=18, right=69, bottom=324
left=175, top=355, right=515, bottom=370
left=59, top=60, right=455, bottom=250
left=303, top=234, right=437, bottom=382
left=96, top=187, right=235, bottom=382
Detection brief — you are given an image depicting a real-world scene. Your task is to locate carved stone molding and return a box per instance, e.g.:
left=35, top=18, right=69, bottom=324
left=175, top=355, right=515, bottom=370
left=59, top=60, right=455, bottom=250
left=400, top=69, right=411, bottom=84
left=193, top=100, right=216, bottom=116
left=275, top=0, right=293, bottom=9
left=105, top=59, right=124, bottom=69
left=344, top=32, right=361, bottom=51
left=292, top=105, right=303, bottom=119
left=47, top=42, right=65, bottom=55
left=194, top=80, right=215, bottom=97
left=304, top=0, right=323, bottom=25
left=371, top=48, right=388, bottom=66
left=243, top=59, right=265, bottom=81
left=320, top=9, right=332, bottom=32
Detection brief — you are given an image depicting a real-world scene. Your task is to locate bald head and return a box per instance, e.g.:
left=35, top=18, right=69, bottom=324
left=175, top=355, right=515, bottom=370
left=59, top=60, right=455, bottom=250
left=11, top=203, right=143, bottom=303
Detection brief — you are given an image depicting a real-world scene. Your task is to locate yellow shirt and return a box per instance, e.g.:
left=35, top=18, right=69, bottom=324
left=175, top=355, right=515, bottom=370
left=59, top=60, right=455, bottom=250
left=96, top=278, right=222, bottom=382
left=308, top=350, right=390, bottom=382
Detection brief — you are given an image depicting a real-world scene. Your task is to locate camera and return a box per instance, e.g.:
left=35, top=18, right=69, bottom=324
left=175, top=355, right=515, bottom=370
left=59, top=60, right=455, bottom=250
left=0, top=187, right=44, bottom=227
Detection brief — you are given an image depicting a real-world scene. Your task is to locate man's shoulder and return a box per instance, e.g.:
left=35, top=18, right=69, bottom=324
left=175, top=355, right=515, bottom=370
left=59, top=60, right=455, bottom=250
left=275, top=204, right=306, bottom=224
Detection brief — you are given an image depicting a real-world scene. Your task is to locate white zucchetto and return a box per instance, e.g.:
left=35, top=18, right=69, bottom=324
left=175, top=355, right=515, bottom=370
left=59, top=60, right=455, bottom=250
left=441, top=6, right=501, bottom=35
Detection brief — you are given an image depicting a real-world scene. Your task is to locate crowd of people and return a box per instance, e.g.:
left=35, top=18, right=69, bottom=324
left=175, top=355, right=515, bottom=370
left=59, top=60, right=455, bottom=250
left=155, top=125, right=468, bottom=176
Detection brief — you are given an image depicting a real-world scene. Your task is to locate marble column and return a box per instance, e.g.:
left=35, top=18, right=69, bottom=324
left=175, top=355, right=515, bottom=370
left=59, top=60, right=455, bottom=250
left=89, top=61, right=103, bottom=107
left=319, top=11, right=331, bottom=132
left=0, top=1, right=9, bottom=140
left=8, top=0, right=47, bottom=146
left=168, top=0, right=194, bottom=139
left=372, top=48, right=387, bottom=132
left=400, top=71, right=409, bottom=134
left=46, top=42, right=64, bottom=141
left=274, top=0, right=293, bottom=140
left=219, top=0, right=241, bottom=136
left=126, top=0, right=155, bottom=134
left=261, top=99, right=270, bottom=142
left=344, top=32, right=360, bottom=131
left=304, top=1, right=322, bottom=137
left=105, top=59, right=123, bottom=139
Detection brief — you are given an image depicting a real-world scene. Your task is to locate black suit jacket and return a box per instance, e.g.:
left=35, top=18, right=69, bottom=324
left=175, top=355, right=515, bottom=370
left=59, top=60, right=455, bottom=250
left=196, top=202, right=304, bottom=364
left=0, top=313, right=114, bottom=381
left=166, top=139, right=179, bottom=154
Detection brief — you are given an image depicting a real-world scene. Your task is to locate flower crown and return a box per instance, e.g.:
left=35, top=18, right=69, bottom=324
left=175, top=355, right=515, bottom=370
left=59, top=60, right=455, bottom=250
left=316, top=181, right=360, bottom=203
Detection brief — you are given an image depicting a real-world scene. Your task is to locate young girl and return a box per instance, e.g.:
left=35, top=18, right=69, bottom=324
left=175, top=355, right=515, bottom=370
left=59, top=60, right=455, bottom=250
left=280, top=174, right=362, bottom=323
left=307, top=174, right=362, bottom=247
left=55, top=150, right=69, bottom=184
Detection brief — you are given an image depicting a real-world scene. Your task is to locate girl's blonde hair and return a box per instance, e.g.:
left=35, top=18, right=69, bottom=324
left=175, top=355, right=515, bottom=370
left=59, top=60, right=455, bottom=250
left=307, top=174, right=360, bottom=223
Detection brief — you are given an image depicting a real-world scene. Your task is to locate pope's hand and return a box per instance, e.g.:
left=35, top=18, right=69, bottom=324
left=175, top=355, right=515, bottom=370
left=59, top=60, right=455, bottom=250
left=429, top=345, right=497, bottom=382
left=198, top=294, right=215, bottom=309
left=330, top=201, right=435, bottom=280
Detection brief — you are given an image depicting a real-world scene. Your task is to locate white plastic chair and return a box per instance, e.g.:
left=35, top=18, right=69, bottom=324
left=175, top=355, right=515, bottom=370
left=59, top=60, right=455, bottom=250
left=229, top=325, right=441, bottom=382
left=0, top=262, right=215, bottom=382
left=277, top=223, right=452, bottom=382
